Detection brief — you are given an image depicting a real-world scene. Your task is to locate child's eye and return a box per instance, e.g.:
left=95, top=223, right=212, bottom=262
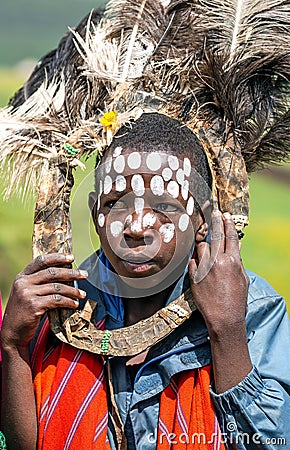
left=154, top=203, right=181, bottom=213
left=106, top=199, right=128, bottom=210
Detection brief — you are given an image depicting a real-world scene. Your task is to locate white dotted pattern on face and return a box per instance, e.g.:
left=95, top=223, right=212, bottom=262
left=104, top=175, right=113, bottom=195
left=181, top=180, right=189, bottom=201
left=110, top=221, right=124, bottom=237
left=128, top=152, right=141, bottom=170
left=146, top=153, right=162, bottom=171
left=105, top=157, right=112, bottom=174
left=162, top=167, right=173, bottom=181
left=115, top=175, right=126, bottom=192
left=113, top=155, right=125, bottom=174
left=130, top=220, right=143, bottom=233
left=176, top=168, right=185, bottom=185
left=98, top=213, right=105, bottom=228
left=125, top=214, right=133, bottom=225
left=134, top=197, right=145, bottom=215
left=179, top=214, right=190, bottom=232
left=150, top=175, right=165, bottom=196
left=113, top=146, right=123, bottom=157
left=131, top=174, right=145, bottom=196
left=143, top=212, right=156, bottom=228
left=183, top=157, right=191, bottom=177
left=159, top=223, right=175, bottom=243
left=168, top=155, right=179, bottom=171
left=167, top=180, right=179, bottom=198
left=186, top=196, right=195, bottom=216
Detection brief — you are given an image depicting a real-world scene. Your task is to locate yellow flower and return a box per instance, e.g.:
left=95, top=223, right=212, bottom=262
left=100, top=110, right=118, bottom=128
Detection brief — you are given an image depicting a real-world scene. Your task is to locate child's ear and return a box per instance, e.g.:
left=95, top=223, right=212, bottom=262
left=88, top=192, right=98, bottom=226
left=195, top=219, right=208, bottom=243
left=195, top=200, right=210, bottom=243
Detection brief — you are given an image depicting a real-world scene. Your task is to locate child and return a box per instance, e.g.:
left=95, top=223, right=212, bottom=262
left=1, top=114, right=290, bottom=449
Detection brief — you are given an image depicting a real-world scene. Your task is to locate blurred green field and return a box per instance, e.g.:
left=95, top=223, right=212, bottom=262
left=0, top=68, right=290, bottom=315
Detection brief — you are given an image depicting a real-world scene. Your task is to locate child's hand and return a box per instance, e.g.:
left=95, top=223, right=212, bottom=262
left=189, top=210, right=249, bottom=337
left=1, top=253, right=88, bottom=350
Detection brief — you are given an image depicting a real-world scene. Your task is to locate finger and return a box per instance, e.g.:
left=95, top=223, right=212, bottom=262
left=223, top=212, right=239, bottom=256
left=196, top=241, right=210, bottom=267
left=23, top=253, right=74, bottom=275
left=35, top=294, right=80, bottom=313
left=30, top=267, right=88, bottom=284
left=35, top=283, right=87, bottom=300
left=210, top=209, right=224, bottom=258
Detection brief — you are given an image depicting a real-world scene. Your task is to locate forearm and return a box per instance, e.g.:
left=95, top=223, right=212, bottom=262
left=208, top=321, right=252, bottom=394
left=1, top=343, right=37, bottom=450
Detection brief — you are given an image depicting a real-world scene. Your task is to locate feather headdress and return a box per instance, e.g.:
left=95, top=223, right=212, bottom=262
left=0, top=1, right=289, bottom=346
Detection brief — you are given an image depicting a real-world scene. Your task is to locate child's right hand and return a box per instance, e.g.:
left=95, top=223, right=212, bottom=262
left=1, top=253, right=88, bottom=350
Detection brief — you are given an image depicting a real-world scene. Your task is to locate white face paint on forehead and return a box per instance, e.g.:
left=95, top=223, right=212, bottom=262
left=176, top=168, right=185, bottom=185
left=159, top=223, right=175, bottom=243
left=183, top=157, right=191, bottom=177
left=167, top=180, right=179, bottom=198
left=113, top=146, right=123, bottom=157
left=131, top=174, right=145, bottom=196
left=150, top=175, right=164, bottom=196
left=134, top=197, right=145, bottom=214
left=181, top=180, right=189, bottom=201
left=113, top=155, right=125, bottom=174
left=162, top=167, right=172, bottom=181
left=128, top=152, right=141, bottom=170
left=168, top=155, right=179, bottom=171
left=110, top=220, right=124, bottom=238
left=146, top=153, right=162, bottom=171
left=105, top=157, right=112, bottom=174
left=115, top=175, right=126, bottom=192
left=104, top=175, right=113, bottom=195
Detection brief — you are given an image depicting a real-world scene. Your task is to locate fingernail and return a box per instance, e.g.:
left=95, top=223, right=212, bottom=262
left=79, top=289, right=87, bottom=298
left=66, top=254, right=74, bottom=262
left=223, top=212, right=231, bottom=219
left=74, top=300, right=79, bottom=307
left=79, top=270, right=88, bottom=278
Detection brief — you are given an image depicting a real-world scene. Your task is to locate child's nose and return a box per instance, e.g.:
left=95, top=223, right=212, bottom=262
left=124, top=208, right=157, bottom=239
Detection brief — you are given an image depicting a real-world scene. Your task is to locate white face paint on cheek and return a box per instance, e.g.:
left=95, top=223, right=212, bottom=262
left=143, top=212, right=156, bottom=228
left=146, top=153, right=162, bottom=171
left=186, top=196, right=195, bottom=216
left=150, top=175, right=164, bottom=196
left=113, top=155, right=125, bottom=173
left=104, top=175, right=113, bottom=194
left=178, top=214, right=190, bottom=232
left=159, top=223, right=175, bottom=243
left=168, top=155, right=179, bottom=171
left=110, top=221, right=124, bottom=238
left=127, top=152, right=141, bottom=170
left=162, top=167, right=173, bottom=181
left=115, top=175, right=126, bottom=192
left=167, top=180, right=179, bottom=198
left=131, top=174, right=145, bottom=196
left=98, top=213, right=105, bottom=228
left=183, top=157, right=191, bottom=177
left=134, top=197, right=145, bottom=215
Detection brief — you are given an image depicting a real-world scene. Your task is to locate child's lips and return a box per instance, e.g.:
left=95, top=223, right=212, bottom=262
left=120, top=258, right=158, bottom=274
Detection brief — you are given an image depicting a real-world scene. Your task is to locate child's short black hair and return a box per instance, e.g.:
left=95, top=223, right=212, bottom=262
left=100, top=113, right=212, bottom=208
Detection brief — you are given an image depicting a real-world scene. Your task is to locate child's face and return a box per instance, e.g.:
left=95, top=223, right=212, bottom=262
left=93, top=148, right=201, bottom=288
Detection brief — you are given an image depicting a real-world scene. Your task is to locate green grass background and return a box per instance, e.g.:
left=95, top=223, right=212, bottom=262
left=0, top=1, right=289, bottom=313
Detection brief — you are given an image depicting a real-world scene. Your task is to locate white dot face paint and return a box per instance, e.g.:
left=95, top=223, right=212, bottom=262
left=131, top=174, right=145, bottom=196
left=99, top=180, right=103, bottom=196
left=159, top=223, right=175, bottom=243
left=162, top=167, right=173, bottom=181
left=183, top=157, right=191, bottom=177
left=125, top=214, right=133, bottom=225
left=113, top=155, right=125, bottom=174
left=110, top=221, right=124, bottom=238
left=168, top=155, right=179, bottom=171
left=128, top=152, right=141, bottom=170
left=104, top=175, right=113, bottom=195
left=105, top=157, right=112, bottom=174
left=181, top=180, right=189, bottom=201
left=167, top=180, right=179, bottom=199
left=150, top=175, right=164, bottom=196
left=130, top=220, right=143, bottom=233
left=98, top=213, right=105, bottom=228
left=134, top=197, right=145, bottom=215
left=176, top=168, right=185, bottom=185
left=186, top=196, right=195, bottom=216
left=143, top=212, right=156, bottom=228
left=115, top=175, right=126, bottom=192
left=146, top=153, right=162, bottom=171
left=113, top=146, right=123, bottom=157
left=179, top=214, right=190, bottom=232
